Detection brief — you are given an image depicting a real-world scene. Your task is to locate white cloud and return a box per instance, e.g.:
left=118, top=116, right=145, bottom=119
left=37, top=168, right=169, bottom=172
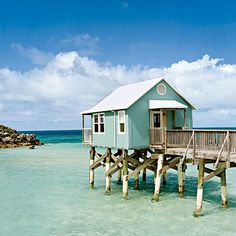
left=11, top=43, right=54, bottom=65
left=61, top=33, right=100, bottom=56
left=0, top=51, right=236, bottom=130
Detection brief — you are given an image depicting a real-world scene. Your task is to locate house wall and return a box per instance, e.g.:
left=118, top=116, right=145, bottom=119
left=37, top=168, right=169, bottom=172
left=92, top=111, right=129, bottom=149
left=128, top=80, right=193, bottom=149
left=92, top=111, right=114, bottom=148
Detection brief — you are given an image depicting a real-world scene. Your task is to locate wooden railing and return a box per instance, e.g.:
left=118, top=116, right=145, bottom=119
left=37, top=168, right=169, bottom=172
left=82, top=128, right=92, bottom=143
left=150, top=128, right=236, bottom=167
left=150, top=128, right=166, bottom=146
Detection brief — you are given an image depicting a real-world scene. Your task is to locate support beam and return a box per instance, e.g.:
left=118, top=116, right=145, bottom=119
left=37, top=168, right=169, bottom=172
left=122, top=149, right=129, bottom=198
left=220, top=168, right=227, bottom=208
left=105, top=148, right=111, bottom=194
left=194, top=159, right=204, bottom=217
left=152, top=153, right=164, bottom=202
left=89, top=146, right=95, bottom=188
left=178, top=163, right=186, bottom=196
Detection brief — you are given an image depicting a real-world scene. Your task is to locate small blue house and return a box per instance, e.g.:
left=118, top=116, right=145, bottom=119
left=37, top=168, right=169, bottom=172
left=81, top=78, right=196, bottom=149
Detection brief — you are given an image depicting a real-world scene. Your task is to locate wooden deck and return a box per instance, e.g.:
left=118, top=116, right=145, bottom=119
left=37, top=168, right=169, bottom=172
left=84, top=128, right=236, bottom=216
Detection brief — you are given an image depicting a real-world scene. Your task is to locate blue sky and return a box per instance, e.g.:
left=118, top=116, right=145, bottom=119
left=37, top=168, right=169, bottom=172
left=0, top=0, right=236, bottom=130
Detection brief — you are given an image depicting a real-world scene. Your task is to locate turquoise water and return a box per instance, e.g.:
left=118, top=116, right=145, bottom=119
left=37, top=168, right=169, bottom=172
left=0, top=131, right=236, bottom=235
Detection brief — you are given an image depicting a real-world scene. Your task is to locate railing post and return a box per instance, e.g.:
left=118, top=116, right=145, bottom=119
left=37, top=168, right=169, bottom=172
left=193, top=130, right=196, bottom=159
left=82, top=114, right=84, bottom=142
left=226, top=131, right=230, bottom=168
left=163, top=127, right=167, bottom=152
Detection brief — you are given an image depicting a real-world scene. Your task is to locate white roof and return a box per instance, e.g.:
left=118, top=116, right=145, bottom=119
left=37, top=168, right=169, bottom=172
left=81, top=78, right=162, bottom=114
left=149, top=100, right=187, bottom=109
left=81, top=77, right=196, bottom=114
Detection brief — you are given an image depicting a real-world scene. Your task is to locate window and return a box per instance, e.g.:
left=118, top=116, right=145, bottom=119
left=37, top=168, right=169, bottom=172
left=118, top=110, right=125, bottom=133
left=157, top=83, right=166, bottom=95
left=94, top=113, right=105, bottom=133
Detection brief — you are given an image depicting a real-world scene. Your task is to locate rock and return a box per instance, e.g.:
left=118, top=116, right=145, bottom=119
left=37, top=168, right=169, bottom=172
left=2, top=136, right=11, bottom=143
left=0, top=124, right=43, bottom=149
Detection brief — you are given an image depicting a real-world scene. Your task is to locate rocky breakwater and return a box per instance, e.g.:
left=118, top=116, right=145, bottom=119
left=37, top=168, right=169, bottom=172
left=0, top=125, right=43, bottom=148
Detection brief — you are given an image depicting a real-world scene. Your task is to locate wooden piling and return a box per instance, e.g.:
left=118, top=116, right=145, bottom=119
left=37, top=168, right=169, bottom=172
left=105, top=148, right=111, bottom=193
left=142, top=168, right=147, bottom=182
left=220, top=168, right=227, bottom=208
left=117, top=169, right=122, bottom=184
left=178, top=163, right=186, bottom=196
left=134, top=156, right=140, bottom=190
left=152, top=153, right=164, bottom=201
left=194, top=159, right=204, bottom=217
left=162, top=156, right=167, bottom=186
left=89, top=146, right=95, bottom=188
left=142, top=150, right=147, bottom=182
left=122, top=149, right=128, bottom=198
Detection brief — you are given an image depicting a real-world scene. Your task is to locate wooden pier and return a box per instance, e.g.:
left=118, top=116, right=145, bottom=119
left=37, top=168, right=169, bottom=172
left=84, top=128, right=236, bottom=216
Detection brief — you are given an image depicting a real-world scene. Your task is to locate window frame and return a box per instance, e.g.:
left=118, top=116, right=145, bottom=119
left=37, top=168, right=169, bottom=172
left=93, top=113, right=105, bottom=134
left=118, top=110, right=126, bottom=134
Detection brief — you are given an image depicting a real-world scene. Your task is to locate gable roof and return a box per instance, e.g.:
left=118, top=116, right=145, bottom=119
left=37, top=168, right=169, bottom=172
left=81, top=77, right=196, bottom=114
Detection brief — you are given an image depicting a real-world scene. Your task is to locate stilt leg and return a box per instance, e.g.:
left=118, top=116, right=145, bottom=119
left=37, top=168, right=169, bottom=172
left=194, top=159, right=204, bottom=217
left=152, top=153, right=164, bottom=202
left=105, top=148, right=111, bottom=194
left=142, top=168, right=147, bottom=182
left=178, top=163, right=185, bottom=196
left=134, top=173, right=139, bottom=190
left=162, top=156, right=167, bottom=186
left=122, top=149, right=128, bottom=198
left=162, top=171, right=167, bottom=186
left=143, top=150, right=147, bottom=182
left=220, top=168, right=227, bottom=208
left=117, top=169, right=122, bottom=184
left=134, top=156, right=140, bottom=190
left=89, top=146, right=95, bottom=188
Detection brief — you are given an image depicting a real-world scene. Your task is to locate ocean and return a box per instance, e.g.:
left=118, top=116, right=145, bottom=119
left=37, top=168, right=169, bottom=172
left=0, top=130, right=236, bottom=235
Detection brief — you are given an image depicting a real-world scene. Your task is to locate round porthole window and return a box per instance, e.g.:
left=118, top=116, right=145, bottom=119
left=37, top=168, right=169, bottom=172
left=157, top=83, right=166, bottom=95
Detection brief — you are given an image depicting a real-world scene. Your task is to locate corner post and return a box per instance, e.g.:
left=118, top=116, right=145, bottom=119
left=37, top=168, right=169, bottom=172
left=122, top=149, right=129, bottom=198
left=220, top=168, right=228, bottom=208
left=183, top=109, right=187, bottom=129
left=105, top=148, right=111, bottom=193
left=194, top=159, right=204, bottom=217
left=152, top=152, right=164, bottom=202
left=89, top=146, right=95, bottom=188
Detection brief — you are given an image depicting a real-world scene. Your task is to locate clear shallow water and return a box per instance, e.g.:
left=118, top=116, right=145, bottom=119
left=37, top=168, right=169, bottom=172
left=0, top=132, right=236, bottom=235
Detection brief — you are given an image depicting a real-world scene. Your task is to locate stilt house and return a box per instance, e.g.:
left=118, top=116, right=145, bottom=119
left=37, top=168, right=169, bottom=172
left=81, top=77, right=196, bottom=149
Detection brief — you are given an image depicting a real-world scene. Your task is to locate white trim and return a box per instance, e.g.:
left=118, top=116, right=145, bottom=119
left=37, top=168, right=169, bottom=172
left=93, top=113, right=105, bottom=134
left=118, top=110, right=126, bottom=134
left=150, top=111, right=161, bottom=128
left=149, top=100, right=187, bottom=109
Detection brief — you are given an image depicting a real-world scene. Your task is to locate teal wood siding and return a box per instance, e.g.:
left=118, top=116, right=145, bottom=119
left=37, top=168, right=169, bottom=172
left=92, top=111, right=115, bottom=147
left=128, top=80, right=193, bottom=149
left=92, top=111, right=129, bottom=149
left=116, top=111, right=129, bottom=149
